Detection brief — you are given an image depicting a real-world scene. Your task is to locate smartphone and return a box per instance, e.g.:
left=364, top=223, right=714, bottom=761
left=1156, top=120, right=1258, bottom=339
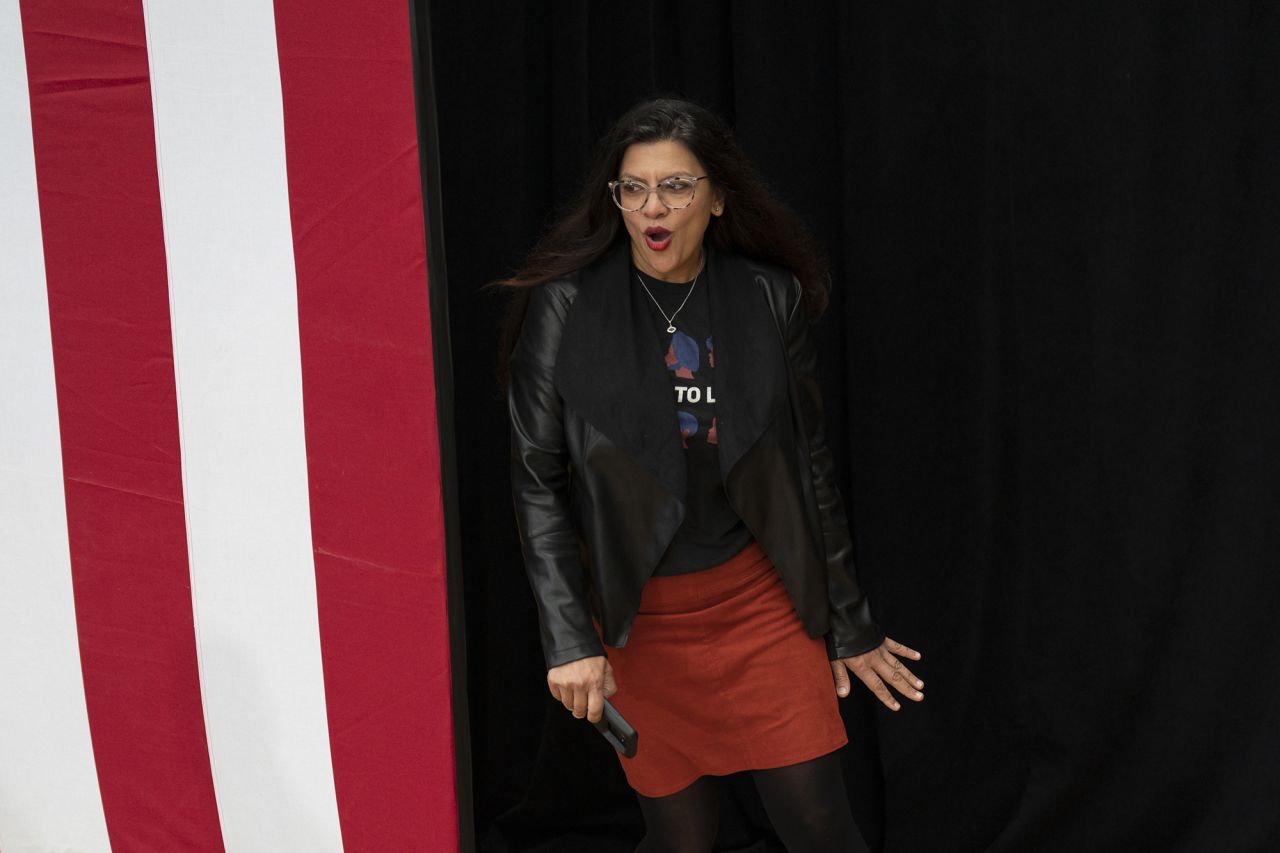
left=594, top=698, right=638, bottom=758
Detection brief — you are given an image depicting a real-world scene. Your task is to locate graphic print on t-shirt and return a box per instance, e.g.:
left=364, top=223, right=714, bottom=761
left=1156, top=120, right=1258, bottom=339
left=665, top=330, right=699, bottom=379
left=664, top=330, right=718, bottom=448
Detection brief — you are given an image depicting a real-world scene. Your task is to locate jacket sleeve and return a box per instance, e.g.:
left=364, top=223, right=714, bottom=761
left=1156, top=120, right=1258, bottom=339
left=508, top=282, right=606, bottom=670
left=784, top=277, right=885, bottom=660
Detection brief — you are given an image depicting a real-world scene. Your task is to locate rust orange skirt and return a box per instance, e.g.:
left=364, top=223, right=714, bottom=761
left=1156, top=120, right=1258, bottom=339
left=604, top=539, right=847, bottom=797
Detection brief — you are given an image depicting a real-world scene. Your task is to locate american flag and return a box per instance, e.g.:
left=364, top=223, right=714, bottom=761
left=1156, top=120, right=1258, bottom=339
left=1, top=1, right=459, bottom=850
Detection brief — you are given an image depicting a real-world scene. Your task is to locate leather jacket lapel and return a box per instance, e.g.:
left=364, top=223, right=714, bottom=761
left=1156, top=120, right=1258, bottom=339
left=707, top=246, right=789, bottom=483
left=553, top=241, right=687, bottom=506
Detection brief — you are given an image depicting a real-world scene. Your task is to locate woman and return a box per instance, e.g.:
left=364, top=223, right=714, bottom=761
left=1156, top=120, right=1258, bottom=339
left=499, top=97, right=924, bottom=852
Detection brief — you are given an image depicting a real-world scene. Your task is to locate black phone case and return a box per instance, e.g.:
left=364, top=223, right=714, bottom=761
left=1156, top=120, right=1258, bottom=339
left=594, top=698, right=639, bottom=758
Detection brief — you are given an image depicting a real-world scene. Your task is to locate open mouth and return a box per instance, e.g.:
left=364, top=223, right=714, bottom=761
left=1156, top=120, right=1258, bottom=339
left=643, top=227, right=672, bottom=250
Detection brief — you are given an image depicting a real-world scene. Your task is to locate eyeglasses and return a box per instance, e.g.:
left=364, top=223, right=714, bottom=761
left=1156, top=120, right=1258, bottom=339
left=607, top=175, right=709, bottom=211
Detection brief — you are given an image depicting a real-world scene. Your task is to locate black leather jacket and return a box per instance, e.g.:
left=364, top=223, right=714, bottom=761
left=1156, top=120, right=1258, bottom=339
left=508, top=241, right=882, bottom=669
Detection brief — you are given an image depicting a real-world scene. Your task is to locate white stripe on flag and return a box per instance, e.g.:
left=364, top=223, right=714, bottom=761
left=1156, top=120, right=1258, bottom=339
left=141, top=3, right=344, bottom=851
left=0, top=6, right=113, bottom=852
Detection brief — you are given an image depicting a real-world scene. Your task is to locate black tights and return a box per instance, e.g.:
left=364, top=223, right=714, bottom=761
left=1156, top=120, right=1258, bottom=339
left=635, top=752, right=869, bottom=853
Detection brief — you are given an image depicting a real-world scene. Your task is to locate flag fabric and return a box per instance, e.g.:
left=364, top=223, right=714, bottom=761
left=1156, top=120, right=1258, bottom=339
left=1, top=2, right=459, bottom=851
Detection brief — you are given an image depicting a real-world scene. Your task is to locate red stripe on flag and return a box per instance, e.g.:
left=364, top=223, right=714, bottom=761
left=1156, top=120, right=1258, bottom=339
left=18, top=2, right=226, bottom=850
left=272, top=3, right=460, bottom=850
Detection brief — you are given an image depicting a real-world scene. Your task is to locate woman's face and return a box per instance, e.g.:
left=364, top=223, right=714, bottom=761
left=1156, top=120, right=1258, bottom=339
left=616, top=139, right=723, bottom=283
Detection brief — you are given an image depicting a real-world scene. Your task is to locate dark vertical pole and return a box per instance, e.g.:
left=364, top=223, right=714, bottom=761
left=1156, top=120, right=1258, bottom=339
left=406, top=1, right=475, bottom=850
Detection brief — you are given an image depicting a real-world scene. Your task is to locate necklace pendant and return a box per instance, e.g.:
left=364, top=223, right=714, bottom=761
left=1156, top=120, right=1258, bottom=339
left=666, top=324, right=677, bottom=333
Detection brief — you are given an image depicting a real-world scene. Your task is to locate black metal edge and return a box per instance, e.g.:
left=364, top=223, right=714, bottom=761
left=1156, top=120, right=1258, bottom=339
left=406, top=2, right=476, bottom=850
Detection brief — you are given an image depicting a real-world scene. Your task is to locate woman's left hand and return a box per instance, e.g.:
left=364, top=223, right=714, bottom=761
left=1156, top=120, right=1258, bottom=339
left=830, top=637, right=924, bottom=711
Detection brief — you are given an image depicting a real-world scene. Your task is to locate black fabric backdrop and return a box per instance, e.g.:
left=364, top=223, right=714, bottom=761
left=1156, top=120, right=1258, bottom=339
left=425, top=2, right=1280, bottom=850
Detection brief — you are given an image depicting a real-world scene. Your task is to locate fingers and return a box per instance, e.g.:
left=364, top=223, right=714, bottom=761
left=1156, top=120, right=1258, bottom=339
left=883, top=636, right=922, bottom=661
left=843, top=638, right=927, bottom=711
left=830, top=660, right=852, bottom=698
left=875, top=647, right=925, bottom=701
left=546, top=655, right=613, bottom=721
left=562, top=682, right=588, bottom=719
left=586, top=685, right=604, bottom=724
left=852, top=665, right=901, bottom=711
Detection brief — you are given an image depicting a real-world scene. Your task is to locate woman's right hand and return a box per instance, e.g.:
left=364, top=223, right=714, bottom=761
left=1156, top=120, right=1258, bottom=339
left=547, top=655, right=618, bottom=724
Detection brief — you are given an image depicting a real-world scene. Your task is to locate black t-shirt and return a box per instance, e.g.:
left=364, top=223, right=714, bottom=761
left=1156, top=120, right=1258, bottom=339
left=634, top=264, right=753, bottom=575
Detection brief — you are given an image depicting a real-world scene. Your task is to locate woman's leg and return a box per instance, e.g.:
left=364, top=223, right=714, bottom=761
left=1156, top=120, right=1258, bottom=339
left=751, top=752, right=869, bottom=853
left=635, top=775, right=720, bottom=853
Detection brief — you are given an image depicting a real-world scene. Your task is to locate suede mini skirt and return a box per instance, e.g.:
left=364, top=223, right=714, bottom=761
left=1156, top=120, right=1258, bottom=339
left=604, top=539, right=848, bottom=797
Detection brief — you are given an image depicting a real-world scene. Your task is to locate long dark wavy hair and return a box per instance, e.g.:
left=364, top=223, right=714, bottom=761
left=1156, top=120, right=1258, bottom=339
left=494, top=96, right=829, bottom=389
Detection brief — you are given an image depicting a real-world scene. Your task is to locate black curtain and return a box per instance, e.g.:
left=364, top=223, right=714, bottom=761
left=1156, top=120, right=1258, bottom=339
left=427, top=2, right=1280, bottom=850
